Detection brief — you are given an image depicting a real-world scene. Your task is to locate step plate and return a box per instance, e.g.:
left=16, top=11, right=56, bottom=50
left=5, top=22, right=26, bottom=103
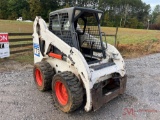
left=90, top=62, right=115, bottom=70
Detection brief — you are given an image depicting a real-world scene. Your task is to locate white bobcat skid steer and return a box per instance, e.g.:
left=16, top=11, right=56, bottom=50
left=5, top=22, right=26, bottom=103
left=32, top=7, right=127, bottom=113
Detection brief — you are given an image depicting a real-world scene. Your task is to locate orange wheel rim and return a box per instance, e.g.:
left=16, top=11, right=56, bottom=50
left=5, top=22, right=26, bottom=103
left=35, top=69, right=43, bottom=86
left=55, top=81, right=68, bottom=105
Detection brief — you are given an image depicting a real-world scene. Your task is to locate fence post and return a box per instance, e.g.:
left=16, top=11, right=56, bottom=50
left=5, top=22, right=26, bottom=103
left=115, top=27, right=119, bottom=47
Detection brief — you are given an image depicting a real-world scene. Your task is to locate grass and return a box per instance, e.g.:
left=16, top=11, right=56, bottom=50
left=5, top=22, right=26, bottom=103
left=11, top=52, right=34, bottom=64
left=101, top=27, right=160, bottom=45
left=0, top=20, right=160, bottom=63
left=0, top=20, right=33, bottom=33
left=0, top=52, right=34, bottom=64
left=101, top=27, right=160, bottom=58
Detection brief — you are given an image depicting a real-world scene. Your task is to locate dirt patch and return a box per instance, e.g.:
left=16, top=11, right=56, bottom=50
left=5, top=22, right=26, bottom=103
left=0, top=59, right=33, bottom=72
left=118, top=40, right=160, bottom=58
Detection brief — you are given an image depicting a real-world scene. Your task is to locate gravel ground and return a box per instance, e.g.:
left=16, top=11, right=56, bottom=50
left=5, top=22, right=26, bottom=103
left=0, top=53, right=160, bottom=120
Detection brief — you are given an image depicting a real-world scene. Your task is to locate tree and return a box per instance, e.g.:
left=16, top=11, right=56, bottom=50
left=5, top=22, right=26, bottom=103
left=152, top=5, right=160, bottom=23
left=0, top=0, right=152, bottom=29
left=155, top=15, right=160, bottom=24
left=28, top=0, right=42, bottom=20
left=7, top=0, right=29, bottom=19
left=40, top=0, right=59, bottom=21
left=0, top=0, right=8, bottom=19
left=98, top=0, right=150, bottom=28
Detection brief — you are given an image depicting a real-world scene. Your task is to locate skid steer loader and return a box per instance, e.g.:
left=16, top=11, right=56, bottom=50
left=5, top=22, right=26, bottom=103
left=33, top=7, right=127, bottom=113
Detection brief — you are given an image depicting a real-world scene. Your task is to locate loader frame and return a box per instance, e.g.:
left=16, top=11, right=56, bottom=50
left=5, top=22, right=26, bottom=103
left=33, top=7, right=127, bottom=112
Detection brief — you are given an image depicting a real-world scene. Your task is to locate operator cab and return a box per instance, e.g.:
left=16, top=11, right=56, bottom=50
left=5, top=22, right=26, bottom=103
left=49, top=7, right=106, bottom=63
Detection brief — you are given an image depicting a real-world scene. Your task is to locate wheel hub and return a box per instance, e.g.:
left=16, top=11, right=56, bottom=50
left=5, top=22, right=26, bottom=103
left=55, top=81, right=68, bottom=105
left=35, top=69, right=43, bottom=86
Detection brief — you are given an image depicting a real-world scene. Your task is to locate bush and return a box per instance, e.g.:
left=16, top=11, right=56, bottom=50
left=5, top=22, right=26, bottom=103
left=137, top=22, right=144, bottom=29
left=128, top=18, right=138, bottom=29
left=150, top=24, right=160, bottom=30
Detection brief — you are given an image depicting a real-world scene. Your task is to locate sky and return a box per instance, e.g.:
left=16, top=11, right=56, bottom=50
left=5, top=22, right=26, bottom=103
left=142, top=0, right=160, bottom=11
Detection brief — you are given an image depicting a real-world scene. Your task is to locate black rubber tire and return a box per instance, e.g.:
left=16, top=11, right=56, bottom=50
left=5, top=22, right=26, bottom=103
left=33, top=61, right=54, bottom=91
left=52, top=71, right=84, bottom=113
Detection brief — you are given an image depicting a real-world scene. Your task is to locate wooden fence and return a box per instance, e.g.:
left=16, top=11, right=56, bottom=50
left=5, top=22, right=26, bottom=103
left=102, top=27, right=119, bottom=47
left=9, top=33, right=33, bottom=54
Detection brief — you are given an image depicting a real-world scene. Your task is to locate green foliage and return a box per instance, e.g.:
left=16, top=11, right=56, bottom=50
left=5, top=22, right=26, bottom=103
left=98, top=0, right=151, bottom=28
left=127, top=18, right=138, bottom=29
left=0, top=0, right=8, bottom=19
left=22, top=9, right=30, bottom=20
left=0, top=0, right=59, bottom=21
left=137, top=22, right=144, bottom=29
left=40, top=0, right=59, bottom=21
left=101, top=12, right=109, bottom=26
left=155, top=15, right=160, bottom=24
left=152, top=5, right=160, bottom=24
left=106, top=21, right=115, bottom=27
left=28, top=0, right=42, bottom=20
left=0, top=0, right=156, bottom=30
